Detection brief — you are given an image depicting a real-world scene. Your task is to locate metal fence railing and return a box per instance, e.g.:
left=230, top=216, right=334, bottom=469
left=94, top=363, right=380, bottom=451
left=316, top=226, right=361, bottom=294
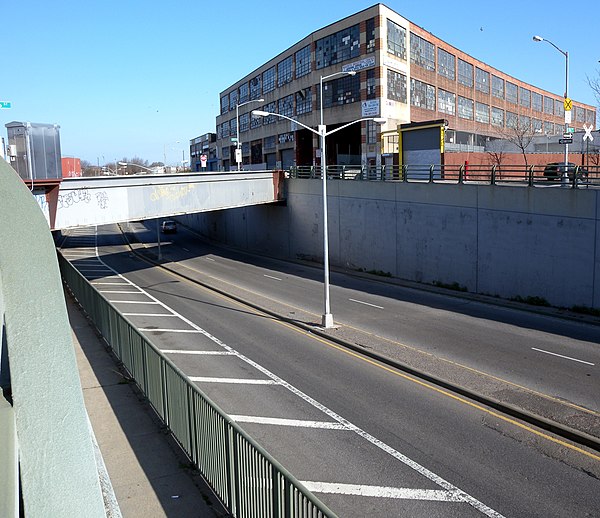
left=59, top=253, right=337, bottom=518
left=288, top=163, right=600, bottom=188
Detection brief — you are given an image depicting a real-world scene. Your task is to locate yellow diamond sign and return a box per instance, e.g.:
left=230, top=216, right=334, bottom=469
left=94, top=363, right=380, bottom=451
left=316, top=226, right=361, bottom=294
left=564, top=97, right=572, bottom=111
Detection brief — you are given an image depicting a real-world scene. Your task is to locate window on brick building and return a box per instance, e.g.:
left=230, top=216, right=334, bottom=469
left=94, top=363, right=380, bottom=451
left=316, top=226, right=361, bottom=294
left=532, top=92, right=542, bottom=112
left=506, top=82, right=517, bottom=104
left=475, top=102, right=489, bottom=123
left=438, top=48, right=455, bottom=80
left=387, top=19, right=407, bottom=59
left=410, top=32, right=435, bottom=71
left=492, top=75, right=504, bottom=99
left=387, top=69, right=407, bottom=103
left=458, top=59, right=473, bottom=87
left=367, top=69, right=377, bottom=100
left=475, top=68, right=489, bottom=94
left=410, top=78, right=435, bottom=110
left=295, top=45, right=311, bottom=78
left=366, top=18, right=376, bottom=53
left=458, top=96, right=474, bottom=119
left=519, top=87, right=530, bottom=108
left=491, top=107, right=504, bottom=127
left=316, top=24, right=360, bottom=69
left=277, top=56, right=293, bottom=87
left=438, top=89, right=455, bottom=115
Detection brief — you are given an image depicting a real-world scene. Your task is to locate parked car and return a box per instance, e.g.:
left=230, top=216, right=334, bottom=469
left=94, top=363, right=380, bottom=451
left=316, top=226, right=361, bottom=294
left=543, top=162, right=588, bottom=181
left=161, top=220, right=177, bottom=233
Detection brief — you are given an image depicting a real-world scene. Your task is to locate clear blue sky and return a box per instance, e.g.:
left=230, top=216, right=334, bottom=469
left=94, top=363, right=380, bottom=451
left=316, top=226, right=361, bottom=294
left=1, top=0, right=597, bottom=166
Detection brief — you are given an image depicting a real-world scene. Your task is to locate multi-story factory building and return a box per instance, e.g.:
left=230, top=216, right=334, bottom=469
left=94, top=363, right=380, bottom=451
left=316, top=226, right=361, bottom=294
left=215, top=3, right=595, bottom=171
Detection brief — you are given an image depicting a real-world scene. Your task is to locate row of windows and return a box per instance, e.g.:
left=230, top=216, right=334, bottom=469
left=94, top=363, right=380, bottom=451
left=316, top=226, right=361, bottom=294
left=408, top=31, right=593, bottom=120
left=409, top=78, right=585, bottom=132
left=221, top=43, right=313, bottom=114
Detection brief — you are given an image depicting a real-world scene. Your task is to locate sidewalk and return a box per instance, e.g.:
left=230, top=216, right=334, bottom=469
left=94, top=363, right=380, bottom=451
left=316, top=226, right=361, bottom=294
left=67, top=294, right=228, bottom=518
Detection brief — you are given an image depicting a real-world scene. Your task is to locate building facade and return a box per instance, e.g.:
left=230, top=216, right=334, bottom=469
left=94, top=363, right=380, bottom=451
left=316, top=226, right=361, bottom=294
left=215, top=3, right=596, bottom=171
left=190, top=133, right=218, bottom=172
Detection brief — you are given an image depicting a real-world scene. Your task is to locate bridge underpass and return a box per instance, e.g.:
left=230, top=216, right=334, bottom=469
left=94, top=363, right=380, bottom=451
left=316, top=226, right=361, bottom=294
left=32, top=170, right=285, bottom=230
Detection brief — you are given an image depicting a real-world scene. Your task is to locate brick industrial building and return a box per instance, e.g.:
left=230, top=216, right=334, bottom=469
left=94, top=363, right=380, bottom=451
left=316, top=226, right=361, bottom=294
left=214, top=3, right=596, bottom=171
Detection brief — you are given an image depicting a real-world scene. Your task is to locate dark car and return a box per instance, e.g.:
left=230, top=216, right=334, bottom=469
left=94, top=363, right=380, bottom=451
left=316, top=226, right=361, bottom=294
left=161, top=220, right=177, bottom=234
left=543, top=162, right=588, bottom=181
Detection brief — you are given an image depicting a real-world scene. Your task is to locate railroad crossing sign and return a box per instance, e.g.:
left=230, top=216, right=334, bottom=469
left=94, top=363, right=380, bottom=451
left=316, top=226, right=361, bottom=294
left=564, top=97, right=572, bottom=111
left=583, top=124, right=594, bottom=142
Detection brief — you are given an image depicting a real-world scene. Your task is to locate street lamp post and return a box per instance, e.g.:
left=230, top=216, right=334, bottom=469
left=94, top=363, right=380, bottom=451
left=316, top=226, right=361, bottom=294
left=318, top=70, right=355, bottom=327
left=251, top=109, right=385, bottom=328
left=236, top=98, right=264, bottom=171
left=533, top=35, right=569, bottom=185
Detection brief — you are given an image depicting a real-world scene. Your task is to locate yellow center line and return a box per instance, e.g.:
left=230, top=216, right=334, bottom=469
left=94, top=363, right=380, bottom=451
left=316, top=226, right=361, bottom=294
left=158, top=249, right=600, bottom=462
left=175, top=258, right=598, bottom=418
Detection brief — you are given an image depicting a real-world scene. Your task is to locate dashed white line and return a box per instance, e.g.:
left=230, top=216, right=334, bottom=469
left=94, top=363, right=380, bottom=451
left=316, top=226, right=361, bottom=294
left=189, top=377, right=279, bottom=385
left=109, top=301, right=160, bottom=305
left=301, top=482, right=463, bottom=502
left=161, top=349, right=235, bottom=355
left=230, top=415, right=347, bottom=429
left=531, top=347, right=595, bottom=366
left=264, top=274, right=282, bottom=281
left=139, top=328, right=202, bottom=333
left=349, top=298, right=384, bottom=309
left=124, top=313, right=179, bottom=317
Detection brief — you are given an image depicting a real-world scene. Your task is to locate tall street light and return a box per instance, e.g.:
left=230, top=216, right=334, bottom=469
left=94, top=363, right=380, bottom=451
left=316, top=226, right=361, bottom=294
left=251, top=109, right=386, bottom=328
left=533, top=35, right=569, bottom=185
left=236, top=98, right=264, bottom=170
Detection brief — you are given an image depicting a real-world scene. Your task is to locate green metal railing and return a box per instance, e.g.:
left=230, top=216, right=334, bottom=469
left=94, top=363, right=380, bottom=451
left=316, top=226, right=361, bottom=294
left=288, top=163, right=599, bottom=187
left=59, top=254, right=336, bottom=518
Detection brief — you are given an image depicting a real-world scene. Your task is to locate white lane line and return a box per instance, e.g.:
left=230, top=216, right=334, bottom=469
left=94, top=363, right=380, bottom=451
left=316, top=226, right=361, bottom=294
left=161, top=349, right=235, bottom=355
left=124, top=313, right=179, bottom=317
left=531, top=347, right=595, bottom=366
left=349, top=298, right=384, bottom=310
left=109, top=301, right=160, bottom=305
left=92, top=281, right=131, bottom=286
left=230, top=415, right=348, bottom=430
left=205, top=257, right=215, bottom=261
left=86, top=234, right=503, bottom=518
left=263, top=274, right=282, bottom=281
left=189, top=377, right=279, bottom=385
left=182, top=247, right=190, bottom=252
left=139, top=328, right=202, bottom=333
left=301, top=482, right=463, bottom=502
left=99, top=290, right=143, bottom=294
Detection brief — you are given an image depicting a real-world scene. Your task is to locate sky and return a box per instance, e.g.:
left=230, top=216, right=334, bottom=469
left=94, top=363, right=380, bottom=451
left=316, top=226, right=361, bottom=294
left=1, top=0, right=598, bottom=166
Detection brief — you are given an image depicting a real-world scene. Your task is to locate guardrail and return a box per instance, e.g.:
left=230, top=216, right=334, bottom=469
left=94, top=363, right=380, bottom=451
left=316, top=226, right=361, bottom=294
left=289, top=164, right=600, bottom=187
left=59, top=254, right=336, bottom=518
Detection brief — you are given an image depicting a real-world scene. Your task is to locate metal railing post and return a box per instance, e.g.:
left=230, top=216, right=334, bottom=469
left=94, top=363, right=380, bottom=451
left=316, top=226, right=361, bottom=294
left=491, top=165, right=496, bottom=185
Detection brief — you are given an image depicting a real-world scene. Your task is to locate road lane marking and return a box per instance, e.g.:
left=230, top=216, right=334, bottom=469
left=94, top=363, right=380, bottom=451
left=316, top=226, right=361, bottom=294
left=531, top=347, right=595, bottom=366
left=230, top=415, right=348, bottom=429
left=123, top=313, right=179, bottom=317
left=109, top=301, right=160, bottom=304
left=301, top=482, right=463, bottom=501
left=205, top=257, right=215, bottom=261
left=84, top=235, right=506, bottom=515
left=182, top=247, right=190, bottom=252
left=264, top=274, right=282, bottom=281
left=139, top=328, right=202, bottom=333
left=189, top=377, right=279, bottom=385
left=99, top=290, right=143, bottom=294
left=161, top=349, right=235, bottom=355
left=349, top=298, right=384, bottom=309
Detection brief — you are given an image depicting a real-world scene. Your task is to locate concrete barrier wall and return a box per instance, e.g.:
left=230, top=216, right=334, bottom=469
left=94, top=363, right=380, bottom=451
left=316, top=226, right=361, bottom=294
left=180, top=179, right=600, bottom=310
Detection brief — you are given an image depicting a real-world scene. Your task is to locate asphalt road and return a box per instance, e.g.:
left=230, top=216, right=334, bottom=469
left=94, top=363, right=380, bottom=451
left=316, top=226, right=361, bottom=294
left=126, top=220, right=600, bottom=414
left=59, top=224, right=600, bottom=517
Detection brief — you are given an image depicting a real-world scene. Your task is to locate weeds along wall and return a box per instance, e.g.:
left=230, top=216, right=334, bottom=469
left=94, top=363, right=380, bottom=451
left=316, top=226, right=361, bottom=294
left=180, top=179, right=600, bottom=310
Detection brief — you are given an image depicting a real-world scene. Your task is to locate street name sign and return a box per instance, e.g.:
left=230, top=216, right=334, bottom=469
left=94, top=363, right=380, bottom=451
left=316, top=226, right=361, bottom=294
left=0, top=101, right=11, bottom=109
left=559, top=138, right=572, bottom=144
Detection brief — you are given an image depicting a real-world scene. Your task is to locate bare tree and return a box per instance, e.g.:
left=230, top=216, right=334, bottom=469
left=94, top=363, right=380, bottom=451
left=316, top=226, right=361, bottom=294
left=500, top=116, right=536, bottom=168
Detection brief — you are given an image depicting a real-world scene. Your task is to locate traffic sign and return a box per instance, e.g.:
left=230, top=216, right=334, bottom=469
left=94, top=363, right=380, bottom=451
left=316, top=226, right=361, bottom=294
left=564, top=97, right=572, bottom=111
left=583, top=124, right=594, bottom=142
left=559, top=138, right=573, bottom=144
left=562, top=132, right=572, bottom=139
left=0, top=101, right=11, bottom=109
left=200, top=154, right=208, bottom=168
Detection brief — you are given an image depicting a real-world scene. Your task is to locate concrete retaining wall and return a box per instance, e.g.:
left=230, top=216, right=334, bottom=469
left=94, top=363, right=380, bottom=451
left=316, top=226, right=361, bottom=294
left=180, top=179, right=600, bottom=310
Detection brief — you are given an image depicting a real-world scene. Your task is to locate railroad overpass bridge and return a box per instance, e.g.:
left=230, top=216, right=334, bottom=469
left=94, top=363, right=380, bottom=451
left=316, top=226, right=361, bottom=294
left=32, top=170, right=285, bottom=230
